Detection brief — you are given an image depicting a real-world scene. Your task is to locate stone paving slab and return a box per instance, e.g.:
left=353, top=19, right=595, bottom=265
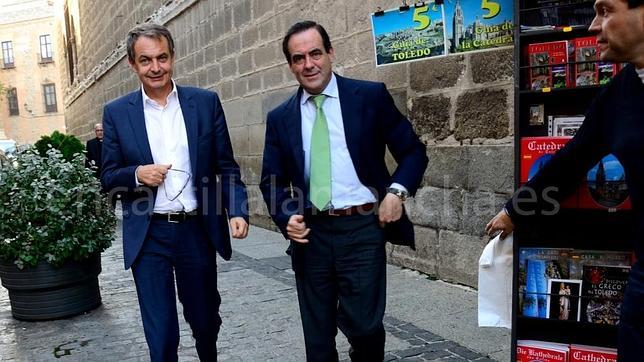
left=0, top=223, right=509, bottom=361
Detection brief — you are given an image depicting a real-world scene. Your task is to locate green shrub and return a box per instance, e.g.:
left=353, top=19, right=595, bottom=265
left=34, top=131, right=85, bottom=162
left=0, top=148, right=116, bottom=269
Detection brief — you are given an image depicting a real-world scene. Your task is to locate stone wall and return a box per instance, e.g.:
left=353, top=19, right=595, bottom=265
left=61, top=0, right=515, bottom=288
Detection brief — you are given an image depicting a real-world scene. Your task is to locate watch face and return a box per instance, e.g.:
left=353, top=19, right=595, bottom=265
left=388, top=188, right=407, bottom=200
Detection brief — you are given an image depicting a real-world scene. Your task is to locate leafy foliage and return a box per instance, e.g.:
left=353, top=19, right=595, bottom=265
left=0, top=147, right=116, bottom=269
left=34, top=131, right=85, bottom=162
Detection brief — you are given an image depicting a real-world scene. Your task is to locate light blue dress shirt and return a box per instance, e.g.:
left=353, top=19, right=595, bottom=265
left=300, top=74, right=406, bottom=209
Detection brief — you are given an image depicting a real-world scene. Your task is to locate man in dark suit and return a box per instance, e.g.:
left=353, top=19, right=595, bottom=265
left=260, top=21, right=428, bottom=361
left=101, top=23, right=248, bottom=361
left=85, top=123, right=103, bottom=178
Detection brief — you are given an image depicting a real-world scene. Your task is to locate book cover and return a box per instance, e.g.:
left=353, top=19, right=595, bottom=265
left=569, top=344, right=617, bottom=362
left=578, top=153, right=632, bottom=211
left=548, top=116, right=584, bottom=137
left=520, top=137, right=578, bottom=208
left=520, top=137, right=572, bottom=182
left=569, top=249, right=632, bottom=279
left=599, top=62, right=618, bottom=85
left=545, top=278, right=582, bottom=321
left=528, top=42, right=552, bottom=90
left=519, top=248, right=572, bottom=318
left=549, top=41, right=569, bottom=89
left=529, top=104, right=545, bottom=126
left=574, top=36, right=599, bottom=87
left=517, top=340, right=568, bottom=362
left=580, top=265, right=631, bottom=325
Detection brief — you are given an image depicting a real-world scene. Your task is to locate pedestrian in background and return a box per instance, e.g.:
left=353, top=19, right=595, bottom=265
left=260, top=21, right=428, bottom=361
left=101, top=23, right=248, bottom=361
left=85, top=122, right=103, bottom=178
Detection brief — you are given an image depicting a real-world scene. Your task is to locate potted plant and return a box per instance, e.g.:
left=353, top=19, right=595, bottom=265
left=0, top=132, right=116, bottom=320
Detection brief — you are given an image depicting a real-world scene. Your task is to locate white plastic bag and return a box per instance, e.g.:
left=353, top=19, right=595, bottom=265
left=477, top=232, right=513, bottom=329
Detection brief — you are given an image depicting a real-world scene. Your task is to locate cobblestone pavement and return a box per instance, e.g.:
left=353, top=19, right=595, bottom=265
left=0, top=223, right=509, bottom=361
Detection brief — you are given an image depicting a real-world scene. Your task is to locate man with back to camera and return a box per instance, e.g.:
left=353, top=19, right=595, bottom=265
left=486, top=0, right=644, bottom=359
left=101, top=23, right=248, bottom=361
left=260, top=21, right=428, bottom=361
left=85, top=123, right=103, bottom=178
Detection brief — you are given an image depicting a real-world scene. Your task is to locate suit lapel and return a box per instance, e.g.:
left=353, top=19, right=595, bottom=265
left=286, top=89, right=305, bottom=176
left=177, top=86, right=198, bottom=176
left=127, top=91, right=154, bottom=164
left=337, top=75, right=362, bottom=170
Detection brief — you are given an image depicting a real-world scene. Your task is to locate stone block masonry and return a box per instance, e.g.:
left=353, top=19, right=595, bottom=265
left=61, top=0, right=515, bottom=288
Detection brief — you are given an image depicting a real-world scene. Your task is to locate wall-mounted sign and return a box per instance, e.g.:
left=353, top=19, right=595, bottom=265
left=371, top=0, right=514, bottom=66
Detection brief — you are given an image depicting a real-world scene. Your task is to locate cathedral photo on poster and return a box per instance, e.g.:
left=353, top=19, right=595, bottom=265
left=444, top=0, right=514, bottom=53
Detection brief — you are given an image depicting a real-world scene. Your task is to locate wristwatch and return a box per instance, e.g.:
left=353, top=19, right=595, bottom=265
left=386, top=187, right=409, bottom=201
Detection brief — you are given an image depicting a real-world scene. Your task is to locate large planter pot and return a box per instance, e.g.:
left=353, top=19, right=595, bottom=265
left=0, top=253, right=102, bottom=321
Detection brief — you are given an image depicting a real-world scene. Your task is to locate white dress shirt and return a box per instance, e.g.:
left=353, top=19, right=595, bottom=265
left=300, top=74, right=405, bottom=210
left=140, top=81, right=197, bottom=213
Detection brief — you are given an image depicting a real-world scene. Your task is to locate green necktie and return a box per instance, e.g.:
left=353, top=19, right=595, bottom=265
left=309, top=94, right=331, bottom=210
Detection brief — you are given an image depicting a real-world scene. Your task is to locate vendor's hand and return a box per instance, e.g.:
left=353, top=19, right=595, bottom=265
left=229, top=217, right=248, bottom=239
left=136, top=164, right=171, bottom=187
left=287, top=215, right=310, bottom=244
left=378, top=193, right=403, bottom=227
left=485, top=209, right=515, bottom=240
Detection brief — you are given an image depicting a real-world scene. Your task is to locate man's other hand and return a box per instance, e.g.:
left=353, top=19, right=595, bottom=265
left=230, top=217, right=249, bottom=239
left=378, top=193, right=403, bottom=227
left=136, top=164, right=171, bottom=186
left=287, top=214, right=310, bottom=244
left=485, top=209, right=515, bottom=239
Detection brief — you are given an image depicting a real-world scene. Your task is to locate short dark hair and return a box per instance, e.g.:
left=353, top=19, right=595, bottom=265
left=627, top=0, right=644, bottom=8
left=282, top=21, right=332, bottom=64
left=126, top=23, right=175, bottom=63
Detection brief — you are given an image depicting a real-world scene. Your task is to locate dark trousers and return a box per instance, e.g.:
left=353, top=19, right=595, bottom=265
left=618, top=262, right=644, bottom=362
left=131, top=218, right=221, bottom=362
left=292, top=213, right=386, bottom=362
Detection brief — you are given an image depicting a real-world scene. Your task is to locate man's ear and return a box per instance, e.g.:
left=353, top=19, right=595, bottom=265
left=328, top=47, right=335, bottom=62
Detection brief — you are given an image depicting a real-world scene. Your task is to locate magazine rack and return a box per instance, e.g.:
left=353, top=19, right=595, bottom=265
left=512, top=0, right=632, bottom=359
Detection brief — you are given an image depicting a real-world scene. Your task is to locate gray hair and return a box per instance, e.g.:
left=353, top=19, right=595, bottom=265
left=94, top=123, right=102, bottom=130
left=126, top=23, right=175, bottom=63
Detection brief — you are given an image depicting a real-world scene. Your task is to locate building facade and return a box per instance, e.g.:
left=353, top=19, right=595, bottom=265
left=58, top=0, right=515, bottom=288
left=0, top=0, right=66, bottom=145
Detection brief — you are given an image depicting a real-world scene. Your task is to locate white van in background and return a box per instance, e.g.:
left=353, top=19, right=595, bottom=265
left=0, top=139, right=16, bottom=154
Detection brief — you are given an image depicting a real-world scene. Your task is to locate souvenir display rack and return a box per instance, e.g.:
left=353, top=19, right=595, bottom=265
left=512, top=0, right=632, bottom=359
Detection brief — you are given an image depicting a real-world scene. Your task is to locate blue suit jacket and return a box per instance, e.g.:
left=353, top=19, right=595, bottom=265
left=101, top=86, right=248, bottom=269
left=260, top=75, right=428, bottom=248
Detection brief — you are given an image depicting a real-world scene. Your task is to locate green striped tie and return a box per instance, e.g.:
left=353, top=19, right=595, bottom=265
left=309, top=95, right=331, bottom=210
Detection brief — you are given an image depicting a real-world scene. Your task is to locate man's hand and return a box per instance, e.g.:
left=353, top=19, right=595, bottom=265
left=287, top=214, right=310, bottom=244
left=378, top=193, right=403, bottom=227
left=485, top=209, right=515, bottom=240
left=229, top=217, right=249, bottom=239
left=136, top=164, right=171, bottom=186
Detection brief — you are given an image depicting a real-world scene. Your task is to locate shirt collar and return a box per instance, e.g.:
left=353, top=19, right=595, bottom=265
left=300, top=73, right=338, bottom=105
left=636, top=67, right=644, bottom=85
left=141, top=80, right=178, bottom=105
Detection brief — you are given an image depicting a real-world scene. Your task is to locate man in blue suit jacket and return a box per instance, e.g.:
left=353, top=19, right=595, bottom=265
left=101, top=24, right=248, bottom=361
left=260, top=21, right=428, bottom=361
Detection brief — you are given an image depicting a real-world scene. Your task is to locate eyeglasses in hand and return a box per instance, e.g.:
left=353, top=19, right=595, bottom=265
left=164, top=168, right=192, bottom=201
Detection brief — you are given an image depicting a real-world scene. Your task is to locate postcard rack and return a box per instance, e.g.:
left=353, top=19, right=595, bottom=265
left=512, top=1, right=633, bottom=360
